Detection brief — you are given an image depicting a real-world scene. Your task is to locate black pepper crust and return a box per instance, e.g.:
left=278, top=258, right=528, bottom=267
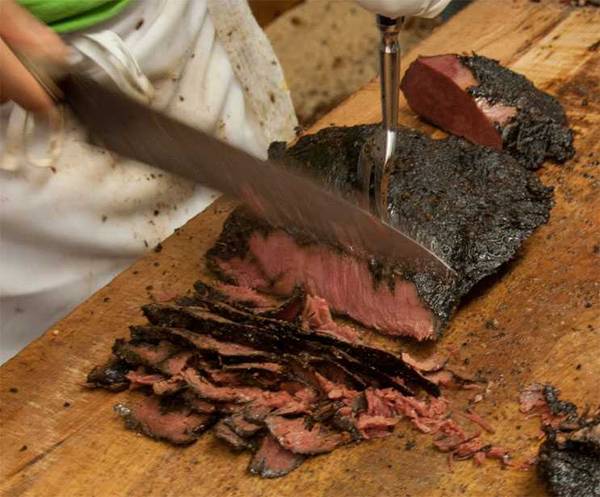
left=207, top=125, right=553, bottom=337
left=459, top=54, right=575, bottom=170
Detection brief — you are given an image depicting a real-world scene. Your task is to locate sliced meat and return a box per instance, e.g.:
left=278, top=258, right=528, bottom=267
left=152, top=376, right=186, bottom=396
left=181, top=391, right=216, bottom=414
left=126, top=368, right=165, bottom=389
left=86, top=358, right=131, bottom=391
left=302, top=295, right=360, bottom=343
left=208, top=125, right=552, bottom=339
left=222, top=362, right=284, bottom=375
left=401, top=54, right=574, bottom=169
left=114, top=396, right=213, bottom=445
left=265, top=416, right=352, bottom=455
left=130, top=325, right=272, bottom=361
left=142, top=302, right=437, bottom=396
left=181, top=368, right=269, bottom=404
left=215, top=284, right=273, bottom=309
left=224, top=413, right=263, bottom=438
left=192, top=280, right=273, bottom=310
left=248, top=434, right=306, bottom=478
left=401, top=352, right=447, bottom=373
left=356, top=415, right=399, bottom=439
left=214, top=419, right=254, bottom=451
left=113, top=339, right=180, bottom=368
left=158, top=351, right=194, bottom=376
left=259, top=287, right=306, bottom=322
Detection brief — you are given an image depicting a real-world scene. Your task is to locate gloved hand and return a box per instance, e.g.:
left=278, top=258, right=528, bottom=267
left=356, top=0, right=452, bottom=18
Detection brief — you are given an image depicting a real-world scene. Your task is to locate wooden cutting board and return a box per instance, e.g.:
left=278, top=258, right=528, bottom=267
left=1, top=1, right=598, bottom=496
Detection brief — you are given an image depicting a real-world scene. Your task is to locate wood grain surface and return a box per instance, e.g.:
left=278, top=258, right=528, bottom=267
left=1, top=1, right=599, bottom=496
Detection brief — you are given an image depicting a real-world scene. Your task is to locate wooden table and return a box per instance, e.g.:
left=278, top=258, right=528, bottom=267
left=1, top=1, right=598, bottom=496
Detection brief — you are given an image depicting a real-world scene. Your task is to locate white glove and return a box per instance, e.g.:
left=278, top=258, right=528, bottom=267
left=356, top=0, right=452, bottom=18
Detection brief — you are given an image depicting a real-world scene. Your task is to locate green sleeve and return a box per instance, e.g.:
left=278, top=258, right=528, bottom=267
left=18, top=0, right=132, bottom=33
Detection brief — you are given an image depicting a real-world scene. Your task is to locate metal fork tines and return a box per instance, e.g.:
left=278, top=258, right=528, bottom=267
left=357, top=15, right=403, bottom=222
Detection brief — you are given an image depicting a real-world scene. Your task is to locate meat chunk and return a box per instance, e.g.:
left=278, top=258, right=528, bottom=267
left=538, top=416, right=600, bottom=497
left=401, top=54, right=574, bottom=169
left=248, top=434, right=306, bottom=478
left=265, top=416, right=352, bottom=455
left=207, top=125, right=552, bottom=339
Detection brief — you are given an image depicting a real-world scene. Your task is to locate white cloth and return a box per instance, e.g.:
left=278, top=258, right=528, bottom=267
left=0, top=0, right=297, bottom=363
left=356, top=0, right=452, bottom=18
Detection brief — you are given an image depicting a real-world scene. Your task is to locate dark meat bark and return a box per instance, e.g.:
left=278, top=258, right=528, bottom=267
left=248, top=434, right=306, bottom=478
left=207, top=124, right=552, bottom=339
left=112, top=339, right=180, bottom=368
left=114, top=396, right=214, bottom=445
left=538, top=415, right=600, bottom=497
left=86, top=358, right=131, bottom=391
left=401, top=54, right=574, bottom=169
left=265, top=416, right=352, bottom=455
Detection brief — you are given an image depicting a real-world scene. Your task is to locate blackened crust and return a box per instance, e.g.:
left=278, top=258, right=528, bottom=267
left=460, top=54, right=575, bottom=169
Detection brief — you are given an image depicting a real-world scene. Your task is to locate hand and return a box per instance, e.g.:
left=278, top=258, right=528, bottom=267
left=0, top=0, right=69, bottom=112
left=356, top=0, right=452, bottom=19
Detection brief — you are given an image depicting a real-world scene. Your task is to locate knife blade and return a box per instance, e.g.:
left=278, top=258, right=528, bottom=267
left=60, top=74, right=453, bottom=277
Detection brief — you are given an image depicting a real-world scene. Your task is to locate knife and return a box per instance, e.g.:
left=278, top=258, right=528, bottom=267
left=56, top=73, right=454, bottom=277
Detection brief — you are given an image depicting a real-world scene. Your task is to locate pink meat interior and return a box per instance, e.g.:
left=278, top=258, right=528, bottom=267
left=215, top=230, right=435, bottom=340
left=401, top=54, right=517, bottom=150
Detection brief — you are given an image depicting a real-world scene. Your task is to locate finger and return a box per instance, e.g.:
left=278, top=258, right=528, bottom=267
left=0, top=39, right=54, bottom=113
left=0, top=0, right=69, bottom=64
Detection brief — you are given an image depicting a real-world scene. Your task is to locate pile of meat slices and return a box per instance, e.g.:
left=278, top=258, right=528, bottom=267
left=87, top=282, right=505, bottom=478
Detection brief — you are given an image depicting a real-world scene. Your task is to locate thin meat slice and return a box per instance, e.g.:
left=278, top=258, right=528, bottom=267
left=130, top=325, right=271, bottom=361
left=158, top=350, right=194, bottom=376
left=152, top=376, right=186, bottom=396
left=181, top=368, right=268, bottom=404
left=86, top=358, right=131, bottom=391
left=249, top=434, right=306, bottom=478
left=224, top=413, right=263, bottom=438
left=214, top=420, right=254, bottom=451
left=112, top=339, right=180, bottom=368
left=265, top=416, right=352, bottom=455
left=181, top=391, right=216, bottom=414
left=114, top=396, right=213, bottom=445
left=259, top=287, right=306, bottom=322
left=126, top=368, right=165, bottom=389
left=401, top=54, right=574, bottom=169
left=192, top=280, right=273, bottom=310
left=302, top=295, right=360, bottom=343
